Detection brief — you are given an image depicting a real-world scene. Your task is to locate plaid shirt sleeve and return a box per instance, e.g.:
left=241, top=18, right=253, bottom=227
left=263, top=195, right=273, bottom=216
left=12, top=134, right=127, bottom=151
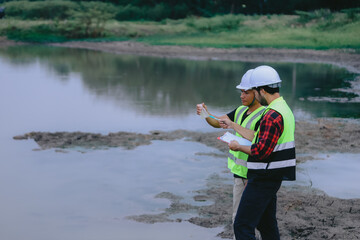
left=250, top=109, right=284, bottom=161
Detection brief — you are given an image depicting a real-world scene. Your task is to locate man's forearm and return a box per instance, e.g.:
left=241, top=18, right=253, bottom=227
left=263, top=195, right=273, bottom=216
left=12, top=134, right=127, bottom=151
left=229, top=140, right=252, bottom=155
left=205, top=116, right=221, bottom=128
left=231, top=122, right=255, bottom=141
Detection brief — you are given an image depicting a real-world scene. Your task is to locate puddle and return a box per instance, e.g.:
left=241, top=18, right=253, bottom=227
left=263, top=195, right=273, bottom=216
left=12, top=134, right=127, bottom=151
left=285, top=153, right=360, bottom=199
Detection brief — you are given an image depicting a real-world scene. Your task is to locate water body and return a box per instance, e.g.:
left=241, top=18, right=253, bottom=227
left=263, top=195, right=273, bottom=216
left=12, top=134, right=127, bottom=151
left=0, top=45, right=359, bottom=240
left=0, top=45, right=358, bottom=135
left=283, top=153, right=360, bottom=199
left=288, top=153, right=360, bottom=199
left=0, top=136, right=225, bottom=240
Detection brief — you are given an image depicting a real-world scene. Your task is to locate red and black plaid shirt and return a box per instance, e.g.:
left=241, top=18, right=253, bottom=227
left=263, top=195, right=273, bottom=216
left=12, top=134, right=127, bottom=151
left=250, top=109, right=284, bottom=161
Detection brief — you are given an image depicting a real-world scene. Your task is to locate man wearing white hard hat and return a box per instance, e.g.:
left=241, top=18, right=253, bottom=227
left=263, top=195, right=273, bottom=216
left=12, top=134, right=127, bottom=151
left=229, top=65, right=296, bottom=240
left=196, top=69, right=265, bottom=238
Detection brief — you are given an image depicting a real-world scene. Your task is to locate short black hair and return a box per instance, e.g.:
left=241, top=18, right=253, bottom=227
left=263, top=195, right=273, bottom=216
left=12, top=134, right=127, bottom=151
left=255, top=86, right=279, bottom=94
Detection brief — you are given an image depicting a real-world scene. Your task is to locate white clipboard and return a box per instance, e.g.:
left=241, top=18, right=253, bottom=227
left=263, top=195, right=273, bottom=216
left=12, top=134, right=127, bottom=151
left=218, top=131, right=252, bottom=146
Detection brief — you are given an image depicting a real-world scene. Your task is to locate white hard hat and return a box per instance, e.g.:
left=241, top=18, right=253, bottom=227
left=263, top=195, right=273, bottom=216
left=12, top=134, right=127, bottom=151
left=236, top=69, right=254, bottom=91
left=249, top=65, right=282, bottom=88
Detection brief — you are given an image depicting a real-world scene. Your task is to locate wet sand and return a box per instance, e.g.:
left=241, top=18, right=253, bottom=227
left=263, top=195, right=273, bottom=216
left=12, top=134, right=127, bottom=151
left=6, top=38, right=360, bottom=239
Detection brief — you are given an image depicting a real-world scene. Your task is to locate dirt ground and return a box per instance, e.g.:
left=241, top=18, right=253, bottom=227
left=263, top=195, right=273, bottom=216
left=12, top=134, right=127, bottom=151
left=6, top=38, right=360, bottom=239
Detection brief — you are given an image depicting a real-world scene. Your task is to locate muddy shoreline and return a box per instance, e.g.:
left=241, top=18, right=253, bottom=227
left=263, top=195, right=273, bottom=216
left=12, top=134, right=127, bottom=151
left=14, top=118, right=360, bottom=239
left=12, top=118, right=360, bottom=156
left=6, top=37, right=360, bottom=239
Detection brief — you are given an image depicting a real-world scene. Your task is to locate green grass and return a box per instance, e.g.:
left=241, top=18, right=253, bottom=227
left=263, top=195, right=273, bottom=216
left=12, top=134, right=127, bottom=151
left=1, top=12, right=360, bottom=49
left=136, top=14, right=360, bottom=49
left=138, top=25, right=360, bottom=49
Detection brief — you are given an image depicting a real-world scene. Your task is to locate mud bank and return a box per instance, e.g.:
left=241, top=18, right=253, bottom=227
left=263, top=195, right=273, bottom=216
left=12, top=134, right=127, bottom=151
left=13, top=118, right=360, bottom=157
left=127, top=177, right=360, bottom=240
left=13, top=118, right=360, bottom=239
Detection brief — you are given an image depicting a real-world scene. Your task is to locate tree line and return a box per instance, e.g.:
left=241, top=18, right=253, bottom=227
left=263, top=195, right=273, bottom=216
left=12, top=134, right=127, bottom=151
left=0, top=0, right=359, bottom=20
left=1, top=0, right=359, bottom=42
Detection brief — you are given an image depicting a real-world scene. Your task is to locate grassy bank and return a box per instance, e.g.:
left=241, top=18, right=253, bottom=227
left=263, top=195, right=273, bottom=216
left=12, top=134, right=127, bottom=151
left=137, top=14, right=360, bottom=49
left=1, top=10, right=359, bottom=49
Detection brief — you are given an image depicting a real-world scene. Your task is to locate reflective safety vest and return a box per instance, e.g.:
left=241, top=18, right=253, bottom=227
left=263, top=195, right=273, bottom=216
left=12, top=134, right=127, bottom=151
left=247, top=97, right=296, bottom=181
left=228, top=105, right=266, bottom=178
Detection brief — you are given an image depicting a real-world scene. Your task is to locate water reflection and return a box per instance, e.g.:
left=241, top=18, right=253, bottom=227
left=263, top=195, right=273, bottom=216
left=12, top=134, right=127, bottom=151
left=285, top=153, right=360, bottom=199
left=0, top=45, right=358, bottom=118
left=0, top=45, right=359, bottom=240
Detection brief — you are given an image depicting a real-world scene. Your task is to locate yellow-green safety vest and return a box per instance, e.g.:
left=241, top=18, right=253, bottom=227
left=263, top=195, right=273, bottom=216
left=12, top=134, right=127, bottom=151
left=228, top=105, right=266, bottom=178
left=247, top=97, right=296, bottom=181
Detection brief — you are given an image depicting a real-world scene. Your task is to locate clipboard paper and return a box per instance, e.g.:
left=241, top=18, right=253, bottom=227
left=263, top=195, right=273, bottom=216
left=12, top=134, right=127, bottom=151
left=217, top=132, right=252, bottom=146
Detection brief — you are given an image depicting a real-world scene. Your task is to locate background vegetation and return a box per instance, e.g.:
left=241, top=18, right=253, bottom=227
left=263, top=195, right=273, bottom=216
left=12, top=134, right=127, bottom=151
left=1, top=0, right=358, bottom=19
left=0, top=0, right=359, bottom=49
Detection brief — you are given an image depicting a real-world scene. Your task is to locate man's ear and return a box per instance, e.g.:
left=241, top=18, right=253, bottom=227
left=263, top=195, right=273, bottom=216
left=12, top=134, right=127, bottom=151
left=260, top=88, right=266, bottom=95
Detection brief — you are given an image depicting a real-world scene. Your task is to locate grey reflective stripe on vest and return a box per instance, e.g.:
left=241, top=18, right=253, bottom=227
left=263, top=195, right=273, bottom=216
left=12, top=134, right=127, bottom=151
left=228, top=152, right=247, bottom=167
left=273, top=141, right=295, bottom=152
left=235, top=107, right=247, bottom=124
left=247, top=159, right=296, bottom=170
left=245, top=108, right=266, bottom=129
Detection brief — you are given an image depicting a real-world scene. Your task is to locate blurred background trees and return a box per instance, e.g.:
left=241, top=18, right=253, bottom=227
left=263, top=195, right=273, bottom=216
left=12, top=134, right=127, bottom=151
left=0, top=0, right=359, bottom=43
left=1, top=0, right=359, bottom=21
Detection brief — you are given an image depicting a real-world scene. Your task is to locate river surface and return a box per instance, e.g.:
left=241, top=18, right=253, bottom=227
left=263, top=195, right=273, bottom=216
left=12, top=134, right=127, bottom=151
left=0, top=45, right=359, bottom=240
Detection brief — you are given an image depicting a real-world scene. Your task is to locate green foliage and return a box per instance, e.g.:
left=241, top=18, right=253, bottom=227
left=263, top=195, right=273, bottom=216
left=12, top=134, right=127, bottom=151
left=2, top=0, right=360, bottom=21
left=136, top=13, right=360, bottom=49
left=220, top=14, right=243, bottom=30
left=3, top=1, right=116, bottom=41
left=341, top=8, right=360, bottom=21
left=147, top=3, right=168, bottom=21
left=3, top=1, right=78, bottom=20
left=171, top=3, right=188, bottom=19
left=5, top=24, right=67, bottom=42
left=295, top=9, right=334, bottom=24
left=295, top=8, right=360, bottom=31
left=115, top=3, right=176, bottom=21
left=2, top=9, right=359, bottom=49
left=115, top=5, right=144, bottom=21
left=186, top=14, right=242, bottom=32
left=55, top=2, right=116, bottom=38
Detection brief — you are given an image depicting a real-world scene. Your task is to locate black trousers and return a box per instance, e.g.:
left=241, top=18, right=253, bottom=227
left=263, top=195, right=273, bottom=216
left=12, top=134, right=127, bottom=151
left=234, top=179, right=282, bottom=240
